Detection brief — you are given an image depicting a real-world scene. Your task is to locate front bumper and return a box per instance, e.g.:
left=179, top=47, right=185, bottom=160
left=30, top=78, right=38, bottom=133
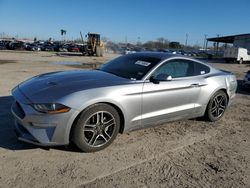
left=14, top=120, right=58, bottom=146
left=11, top=88, right=79, bottom=146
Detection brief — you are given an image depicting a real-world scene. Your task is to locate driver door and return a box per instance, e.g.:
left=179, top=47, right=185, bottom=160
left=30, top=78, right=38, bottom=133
left=141, top=59, right=201, bottom=126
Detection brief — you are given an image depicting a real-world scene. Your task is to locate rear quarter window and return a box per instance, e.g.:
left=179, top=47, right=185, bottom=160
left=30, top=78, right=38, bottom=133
left=194, top=63, right=210, bottom=75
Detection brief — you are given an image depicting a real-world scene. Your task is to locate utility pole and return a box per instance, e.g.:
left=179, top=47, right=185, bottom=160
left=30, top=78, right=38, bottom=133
left=216, top=34, right=220, bottom=55
left=185, top=33, right=188, bottom=47
left=137, top=37, right=141, bottom=46
left=203, top=34, right=208, bottom=50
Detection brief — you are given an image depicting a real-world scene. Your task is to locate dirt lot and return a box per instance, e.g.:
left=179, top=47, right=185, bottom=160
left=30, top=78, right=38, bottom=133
left=0, top=51, right=249, bottom=187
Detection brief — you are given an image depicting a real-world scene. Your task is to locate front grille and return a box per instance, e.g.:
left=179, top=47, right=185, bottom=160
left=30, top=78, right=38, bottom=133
left=13, top=101, right=25, bottom=119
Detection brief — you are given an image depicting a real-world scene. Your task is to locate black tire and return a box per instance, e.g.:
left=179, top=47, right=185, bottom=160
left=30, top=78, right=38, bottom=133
left=205, top=90, right=228, bottom=122
left=72, top=103, right=120, bottom=152
left=239, top=58, right=243, bottom=64
left=100, top=48, right=104, bottom=57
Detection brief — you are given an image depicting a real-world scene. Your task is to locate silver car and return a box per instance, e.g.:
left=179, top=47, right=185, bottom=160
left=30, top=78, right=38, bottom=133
left=11, top=53, right=237, bottom=152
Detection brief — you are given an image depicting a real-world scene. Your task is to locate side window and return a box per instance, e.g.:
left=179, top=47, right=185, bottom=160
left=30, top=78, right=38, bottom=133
left=152, top=59, right=194, bottom=78
left=194, top=63, right=210, bottom=75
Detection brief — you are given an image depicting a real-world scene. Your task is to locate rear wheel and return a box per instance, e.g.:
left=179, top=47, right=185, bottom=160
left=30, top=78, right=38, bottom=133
left=100, top=47, right=104, bottom=57
left=72, top=104, right=120, bottom=152
left=238, top=58, right=244, bottom=64
left=205, top=90, right=228, bottom=122
left=96, top=46, right=101, bottom=57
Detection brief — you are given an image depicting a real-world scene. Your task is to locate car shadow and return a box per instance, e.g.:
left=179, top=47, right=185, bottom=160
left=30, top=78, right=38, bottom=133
left=0, top=96, right=37, bottom=150
left=0, top=96, right=83, bottom=152
left=237, top=80, right=250, bottom=95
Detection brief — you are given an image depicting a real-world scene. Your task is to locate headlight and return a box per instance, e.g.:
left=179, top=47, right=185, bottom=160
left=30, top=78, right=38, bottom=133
left=32, top=103, right=71, bottom=114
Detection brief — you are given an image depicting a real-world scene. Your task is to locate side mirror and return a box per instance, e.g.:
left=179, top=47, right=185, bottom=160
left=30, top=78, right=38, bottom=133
left=149, top=76, right=159, bottom=84
left=150, top=74, right=172, bottom=84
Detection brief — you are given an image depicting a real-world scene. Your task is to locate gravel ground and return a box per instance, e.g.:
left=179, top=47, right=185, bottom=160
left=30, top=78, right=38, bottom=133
left=0, top=51, right=249, bottom=187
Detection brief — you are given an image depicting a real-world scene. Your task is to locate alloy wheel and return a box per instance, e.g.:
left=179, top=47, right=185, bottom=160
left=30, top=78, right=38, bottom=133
left=210, top=94, right=227, bottom=118
left=83, top=111, right=116, bottom=147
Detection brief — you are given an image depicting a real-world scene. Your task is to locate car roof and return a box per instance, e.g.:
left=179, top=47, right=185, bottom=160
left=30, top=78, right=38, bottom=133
left=125, top=52, right=215, bottom=71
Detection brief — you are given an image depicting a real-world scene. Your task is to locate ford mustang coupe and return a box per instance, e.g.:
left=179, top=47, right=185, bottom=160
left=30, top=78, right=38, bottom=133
left=11, top=53, right=237, bottom=152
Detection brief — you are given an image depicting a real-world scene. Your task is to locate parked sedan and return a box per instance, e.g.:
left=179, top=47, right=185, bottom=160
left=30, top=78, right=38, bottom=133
left=67, top=44, right=80, bottom=52
left=25, top=43, right=41, bottom=51
left=7, top=41, right=25, bottom=50
left=11, top=53, right=237, bottom=152
left=0, top=42, right=6, bottom=50
left=40, top=43, right=54, bottom=51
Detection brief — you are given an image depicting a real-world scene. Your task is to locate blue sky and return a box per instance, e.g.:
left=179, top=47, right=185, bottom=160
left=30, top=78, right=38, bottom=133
left=0, top=0, right=249, bottom=45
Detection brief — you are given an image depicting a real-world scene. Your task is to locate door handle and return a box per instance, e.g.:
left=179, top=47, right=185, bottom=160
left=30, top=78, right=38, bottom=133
left=190, top=83, right=199, bottom=87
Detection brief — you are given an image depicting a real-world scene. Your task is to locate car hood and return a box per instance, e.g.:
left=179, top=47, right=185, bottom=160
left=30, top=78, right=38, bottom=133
left=18, top=70, right=130, bottom=103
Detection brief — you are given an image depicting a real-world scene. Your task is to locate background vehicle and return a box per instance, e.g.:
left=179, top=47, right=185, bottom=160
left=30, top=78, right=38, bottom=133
left=11, top=53, right=237, bottom=152
left=67, top=44, right=80, bottom=52
left=80, top=32, right=104, bottom=56
left=125, top=49, right=137, bottom=54
left=40, top=42, right=55, bottom=51
left=7, top=41, right=25, bottom=50
left=0, top=42, right=6, bottom=50
left=224, top=47, right=250, bottom=64
left=56, top=43, right=69, bottom=52
left=25, top=43, right=41, bottom=51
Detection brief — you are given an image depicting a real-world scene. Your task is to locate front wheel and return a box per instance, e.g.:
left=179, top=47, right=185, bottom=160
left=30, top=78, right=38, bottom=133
left=72, top=104, right=120, bottom=152
left=96, top=46, right=101, bottom=57
left=205, top=90, right=228, bottom=122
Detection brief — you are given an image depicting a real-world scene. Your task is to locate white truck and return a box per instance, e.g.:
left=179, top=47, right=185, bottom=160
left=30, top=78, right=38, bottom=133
left=224, top=47, right=250, bottom=64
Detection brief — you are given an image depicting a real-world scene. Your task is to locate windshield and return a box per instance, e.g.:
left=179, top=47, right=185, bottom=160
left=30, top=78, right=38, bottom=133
left=100, top=55, right=161, bottom=80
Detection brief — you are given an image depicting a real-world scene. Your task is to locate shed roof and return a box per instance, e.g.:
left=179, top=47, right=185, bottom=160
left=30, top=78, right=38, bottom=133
left=207, top=33, right=250, bottom=43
